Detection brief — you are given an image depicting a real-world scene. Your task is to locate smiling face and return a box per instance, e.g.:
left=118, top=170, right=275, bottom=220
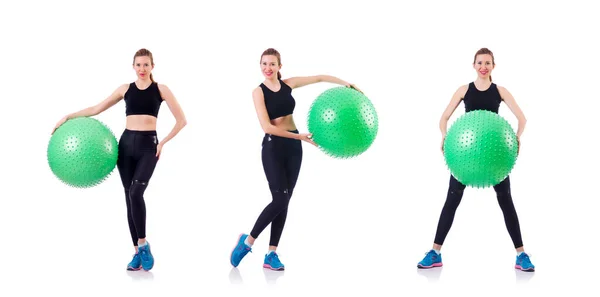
left=133, top=55, right=154, bottom=80
left=473, top=53, right=495, bottom=80
left=260, top=54, right=281, bottom=79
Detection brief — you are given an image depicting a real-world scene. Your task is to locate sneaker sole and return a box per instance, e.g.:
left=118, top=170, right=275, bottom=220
left=127, top=266, right=142, bottom=271
left=263, top=264, right=284, bottom=271
left=515, top=265, right=534, bottom=272
left=417, top=263, right=443, bottom=269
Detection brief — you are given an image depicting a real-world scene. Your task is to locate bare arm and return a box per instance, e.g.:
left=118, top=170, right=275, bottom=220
left=498, top=86, right=527, bottom=138
left=158, top=84, right=187, bottom=145
left=52, top=84, right=128, bottom=134
left=67, top=84, right=128, bottom=119
left=253, top=87, right=302, bottom=139
left=440, top=85, right=468, bottom=137
left=283, top=75, right=352, bottom=90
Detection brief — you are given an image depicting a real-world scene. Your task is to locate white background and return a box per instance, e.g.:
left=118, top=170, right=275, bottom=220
left=1, top=0, right=598, bottom=296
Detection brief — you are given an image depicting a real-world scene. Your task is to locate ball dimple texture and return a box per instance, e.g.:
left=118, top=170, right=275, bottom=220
left=307, top=87, right=378, bottom=159
left=443, top=110, right=518, bottom=188
left=47, top=117, right=119, bottom=188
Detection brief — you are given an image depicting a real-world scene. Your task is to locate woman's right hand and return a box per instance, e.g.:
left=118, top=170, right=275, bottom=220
left=299, top=133, right=317, bottom=146
left=52, top=115, right=69, bottom=134
left=440, top=136, right=446, bottom=153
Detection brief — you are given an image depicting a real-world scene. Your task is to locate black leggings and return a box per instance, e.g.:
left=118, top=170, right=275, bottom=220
left=250, top=130, right=303, bottom=247
left=434, top=175, right=524, bottom=248
left=117, top=129, right=159, bottom=246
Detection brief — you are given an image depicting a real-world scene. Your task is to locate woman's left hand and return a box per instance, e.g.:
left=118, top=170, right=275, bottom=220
left=156, top=142, right=164, bottom=159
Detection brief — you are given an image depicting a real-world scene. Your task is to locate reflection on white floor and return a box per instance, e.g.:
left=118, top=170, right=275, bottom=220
left=126, top=270, right=155, bottom=282
left=417, top=267, right=443, bottom=282
left=416, top=266, right=536, bottom=284
left=228, top=267, right=286, bottom=285
left=515, top=269, right=535, bottom=283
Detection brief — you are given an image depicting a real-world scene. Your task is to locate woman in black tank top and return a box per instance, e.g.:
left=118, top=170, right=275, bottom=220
left=417, top=48, right=536, bottom=272
left=229, top=48, right=362, bottom=270
left=52, top=48, right=187, bottom=272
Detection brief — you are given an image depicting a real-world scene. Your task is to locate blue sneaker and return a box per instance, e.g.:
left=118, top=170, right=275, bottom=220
left=515, top=252, right=535, bottom=272
left=126, top=253, right=142, bottom=271
left=138, top=243, right=154, bottom=271
left=230, top=234, right=252, bottom=267
left=417, top=250, right=443, bottom=269
left=263, top=252, right=285, bottom=271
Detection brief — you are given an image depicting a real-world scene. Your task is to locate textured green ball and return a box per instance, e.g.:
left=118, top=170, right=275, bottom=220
left=47, top=117, right=119, bottom=188
left=307, top=87, right=378, bottom=158
left=444, top=110, right=518, bottom=188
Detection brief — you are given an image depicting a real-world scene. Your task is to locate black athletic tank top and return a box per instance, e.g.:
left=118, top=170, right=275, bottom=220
left=260, top=79, right=295, bottom=120
left=124, top=82, right=163, bottom=117
left=463, top=82, right=502, bottom=113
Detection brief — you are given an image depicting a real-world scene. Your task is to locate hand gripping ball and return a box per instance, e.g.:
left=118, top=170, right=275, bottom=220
left=443, top=110, right=518, bottom=188
left=307, top=87, right=378, bottom=158
left=47, top=117, right=119, bottom=188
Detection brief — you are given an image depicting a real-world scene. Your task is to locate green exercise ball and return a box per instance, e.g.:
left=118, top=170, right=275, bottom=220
left=47, top=117, right=118, bottom=188
left=443, top=110, right=518, bottom=188
left=307, top=86, right=378, bottom=158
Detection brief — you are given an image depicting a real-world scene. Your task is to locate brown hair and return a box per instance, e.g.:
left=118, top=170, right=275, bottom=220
left=133, top=48, right=155, bottom=82
left=260, top=48, right=282, bottom=79
left=473, top=48, right=495, bottom=82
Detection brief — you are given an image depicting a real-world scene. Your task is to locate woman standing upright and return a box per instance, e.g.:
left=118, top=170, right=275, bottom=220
left=53, top=48, right=187, bottom=271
